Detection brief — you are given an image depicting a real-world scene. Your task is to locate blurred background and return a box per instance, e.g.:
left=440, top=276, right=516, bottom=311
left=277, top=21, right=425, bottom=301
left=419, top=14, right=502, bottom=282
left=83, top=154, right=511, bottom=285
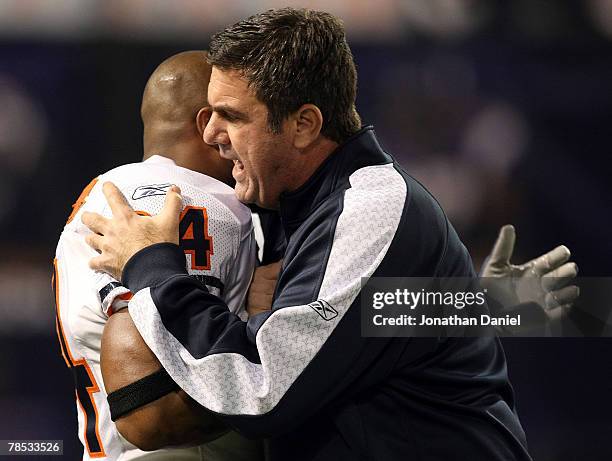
left=1, top=0, right=611, bottom=459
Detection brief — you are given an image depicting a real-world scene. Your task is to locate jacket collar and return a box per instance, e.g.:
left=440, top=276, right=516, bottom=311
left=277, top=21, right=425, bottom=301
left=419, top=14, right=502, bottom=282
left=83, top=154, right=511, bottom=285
left=278, top=126, right=392, bottom=238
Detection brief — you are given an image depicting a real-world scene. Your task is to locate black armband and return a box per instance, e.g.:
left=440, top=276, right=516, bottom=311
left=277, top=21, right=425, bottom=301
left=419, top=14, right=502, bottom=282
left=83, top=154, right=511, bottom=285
left=108, top=368, right=179, bottom=421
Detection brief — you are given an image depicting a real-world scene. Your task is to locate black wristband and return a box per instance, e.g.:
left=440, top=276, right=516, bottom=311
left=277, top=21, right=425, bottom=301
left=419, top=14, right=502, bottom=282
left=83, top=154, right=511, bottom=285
left=107, top=368, right=180, bottom=421
left=122, top=242, right=187, bottom=293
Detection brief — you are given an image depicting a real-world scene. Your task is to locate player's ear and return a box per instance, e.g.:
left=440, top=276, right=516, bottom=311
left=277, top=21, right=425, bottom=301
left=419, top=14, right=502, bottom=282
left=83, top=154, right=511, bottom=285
left=293, top=104, right=323, bottom=150
left=196, top=107, right=212, bottom=139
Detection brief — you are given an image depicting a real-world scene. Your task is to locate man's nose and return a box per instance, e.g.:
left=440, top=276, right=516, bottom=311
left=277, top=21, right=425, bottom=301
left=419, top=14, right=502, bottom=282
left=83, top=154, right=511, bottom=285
left=203, top=112, right=228, bottom=146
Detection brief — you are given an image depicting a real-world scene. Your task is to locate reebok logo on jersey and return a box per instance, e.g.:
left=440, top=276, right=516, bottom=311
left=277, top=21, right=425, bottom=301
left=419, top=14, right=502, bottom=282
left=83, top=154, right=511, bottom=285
left=132, top=183, right=172, bottom=200
left=308, top=299, right=338, bottom=321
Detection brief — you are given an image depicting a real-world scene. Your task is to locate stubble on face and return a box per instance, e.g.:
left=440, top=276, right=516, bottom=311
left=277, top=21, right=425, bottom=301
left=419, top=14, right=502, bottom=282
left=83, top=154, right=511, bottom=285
left=207, top=68, right=296, bottom=209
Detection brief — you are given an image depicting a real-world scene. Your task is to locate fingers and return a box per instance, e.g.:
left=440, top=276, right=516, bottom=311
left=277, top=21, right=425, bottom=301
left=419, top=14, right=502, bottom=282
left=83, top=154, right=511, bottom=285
left=488, top=225, right=516, bottom=266
left=247, top=260, right=281, bottom=316
left=103, top=182, right=134, bottom=220
left=258, top=277, right=278, bottom=293
left=249, top=272, right=277, bottom=296
left=246, top=287, right=275, bottom=317
left=525, top=245, right=571, bottom=276
left=545, top=304, right=571, bottom=322
left=545, top=285, right=580, bottom=310
left=85, top=233, right=103, bottom=252
left=247, top=305, right=272, bottom=317
left=257, top=260, right=283, bottom=281
left=88, top=254, right=106, bottom=271
left=88, top=253, right=121, bottom=280
left=541, top=262, right=578, bottom=291
left=82, top=211, right=110, bottom=235
left=160, top=185, right=183, bottom=222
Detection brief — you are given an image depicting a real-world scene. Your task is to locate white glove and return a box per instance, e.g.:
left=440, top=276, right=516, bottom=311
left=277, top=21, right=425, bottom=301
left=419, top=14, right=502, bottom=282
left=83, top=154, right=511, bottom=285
left=480, top=225, right=579, bottom=322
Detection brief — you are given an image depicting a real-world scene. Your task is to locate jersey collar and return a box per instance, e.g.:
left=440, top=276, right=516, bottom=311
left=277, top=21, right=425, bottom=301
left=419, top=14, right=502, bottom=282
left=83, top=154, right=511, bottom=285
left=143, top=155, right=177, bottom=166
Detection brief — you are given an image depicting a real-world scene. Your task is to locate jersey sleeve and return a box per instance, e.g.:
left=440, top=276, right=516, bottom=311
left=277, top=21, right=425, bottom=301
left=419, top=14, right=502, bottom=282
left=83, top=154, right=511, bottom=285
left=60, top=176, right=130, bottom=318
left=123, top=166, right=408, bottom=437
left=94, top=272, right=132, bottom=316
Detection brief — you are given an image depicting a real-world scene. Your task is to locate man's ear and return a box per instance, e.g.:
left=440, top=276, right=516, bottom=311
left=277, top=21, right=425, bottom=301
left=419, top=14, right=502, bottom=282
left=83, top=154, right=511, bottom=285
left=293, top=104, right=323, bottom=149
left=196, top=107, right=212, bottom=139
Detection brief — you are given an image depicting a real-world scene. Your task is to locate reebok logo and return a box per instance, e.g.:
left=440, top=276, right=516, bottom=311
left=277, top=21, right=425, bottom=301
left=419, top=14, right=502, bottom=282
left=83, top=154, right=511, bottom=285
left=132, top=183, right=172, bottom=200
left=308, top=299, right=338, bottom=321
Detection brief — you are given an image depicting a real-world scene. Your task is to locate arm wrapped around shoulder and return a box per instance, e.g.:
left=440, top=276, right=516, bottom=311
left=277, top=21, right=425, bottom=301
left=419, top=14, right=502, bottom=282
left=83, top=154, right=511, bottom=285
left=100, top=311, right=229, bottom=451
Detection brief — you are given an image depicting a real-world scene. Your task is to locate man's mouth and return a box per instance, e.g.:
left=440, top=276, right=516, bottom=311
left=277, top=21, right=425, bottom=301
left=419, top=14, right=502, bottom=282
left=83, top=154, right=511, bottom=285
left=232, top=159, right=246, bottom=181
left=218, top=144, right=237, bottom=161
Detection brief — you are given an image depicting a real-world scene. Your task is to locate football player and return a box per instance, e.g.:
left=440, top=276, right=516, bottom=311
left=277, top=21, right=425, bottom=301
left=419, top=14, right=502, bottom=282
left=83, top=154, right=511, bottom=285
left=53, top=51, right=266, bottom=460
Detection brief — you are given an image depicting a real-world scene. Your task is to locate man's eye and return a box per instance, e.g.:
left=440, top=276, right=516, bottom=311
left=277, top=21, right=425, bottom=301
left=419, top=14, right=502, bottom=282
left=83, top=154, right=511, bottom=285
left=219, top=112, right=239, bottom=122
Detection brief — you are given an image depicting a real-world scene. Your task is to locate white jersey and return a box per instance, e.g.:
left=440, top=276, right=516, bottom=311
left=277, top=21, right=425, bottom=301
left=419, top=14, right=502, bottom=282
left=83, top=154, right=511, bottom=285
left=53, top=155, right=256, bottom=460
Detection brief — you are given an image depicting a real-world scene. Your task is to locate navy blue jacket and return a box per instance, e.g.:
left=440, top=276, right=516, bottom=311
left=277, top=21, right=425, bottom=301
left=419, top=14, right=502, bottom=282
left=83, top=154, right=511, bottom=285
left=123, top=127, right=531, bottom=460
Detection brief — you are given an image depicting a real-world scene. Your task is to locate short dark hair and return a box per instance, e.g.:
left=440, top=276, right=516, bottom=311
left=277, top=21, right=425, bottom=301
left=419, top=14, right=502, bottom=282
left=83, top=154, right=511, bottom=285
left=208, top=8, right=361, bottom=143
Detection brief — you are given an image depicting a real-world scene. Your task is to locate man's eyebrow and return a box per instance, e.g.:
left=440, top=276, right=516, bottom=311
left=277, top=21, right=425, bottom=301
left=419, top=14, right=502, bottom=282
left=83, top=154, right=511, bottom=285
left=211, top=104, right=249, bottom=121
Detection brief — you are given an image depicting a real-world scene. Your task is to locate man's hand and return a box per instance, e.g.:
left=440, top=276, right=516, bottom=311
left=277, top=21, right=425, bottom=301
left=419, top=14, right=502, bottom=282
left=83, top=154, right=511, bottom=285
left=82, top=182, right=183, bottom=280
left=481, top=224, right=579, bottom=321
left=246, top=260, right=282, bottom=317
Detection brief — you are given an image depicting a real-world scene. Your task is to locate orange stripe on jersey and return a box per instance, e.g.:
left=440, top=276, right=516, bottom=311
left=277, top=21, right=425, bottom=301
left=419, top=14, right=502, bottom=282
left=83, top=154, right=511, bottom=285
left=53, top=258, right=107, bottom=458
left=117, top=292, right=133, bottom=301
left=55, top=316, right=71, bottom=368
left=107, top=291, right=134, bottom=317
left=66, top=177, right=99, bottom=224
left=52, top=271, right=71, bottom=367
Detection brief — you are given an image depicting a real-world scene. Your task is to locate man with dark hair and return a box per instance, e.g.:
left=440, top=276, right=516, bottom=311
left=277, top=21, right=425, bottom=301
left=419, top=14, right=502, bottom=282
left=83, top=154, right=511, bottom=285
left=83, top=8, right=535, bottom=460
left=200, top=7, right=363, bottom=209
left=206, top=8, right=361, bottom=144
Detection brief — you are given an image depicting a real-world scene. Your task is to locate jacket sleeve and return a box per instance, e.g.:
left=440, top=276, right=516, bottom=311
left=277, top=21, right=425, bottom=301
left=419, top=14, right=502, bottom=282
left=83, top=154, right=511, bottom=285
left=124, top=171, right=407, bottom=437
